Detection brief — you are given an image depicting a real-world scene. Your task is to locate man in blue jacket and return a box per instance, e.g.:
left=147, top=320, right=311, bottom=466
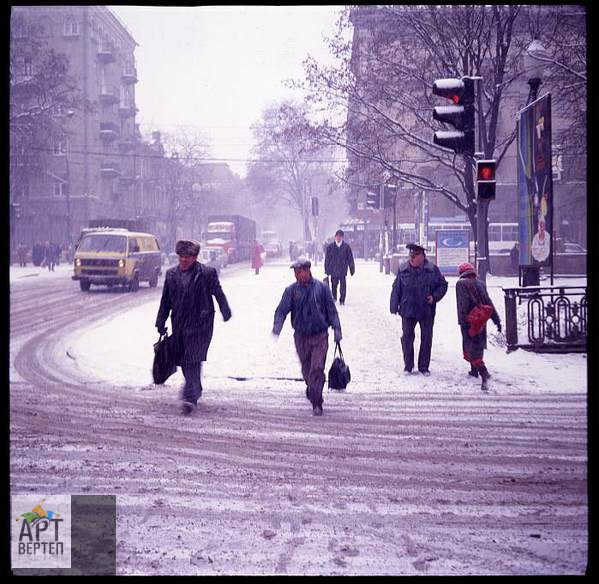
left=390, top=243, right=448, bottom=376
left=273, top=257, right=342, bottom=416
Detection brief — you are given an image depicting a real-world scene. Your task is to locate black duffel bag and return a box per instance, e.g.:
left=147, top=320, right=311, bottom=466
left=152, top=329, right=177, bottom=385
left=328, top=341, right=351, bottom=390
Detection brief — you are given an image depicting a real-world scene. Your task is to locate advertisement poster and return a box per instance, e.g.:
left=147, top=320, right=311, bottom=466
left=516, top=93, right=553, bottom=267
left=436, top=230, right=470, bottom=275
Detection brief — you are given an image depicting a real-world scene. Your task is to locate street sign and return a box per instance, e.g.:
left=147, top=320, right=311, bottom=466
left=435, top=229, right=470, bottom=275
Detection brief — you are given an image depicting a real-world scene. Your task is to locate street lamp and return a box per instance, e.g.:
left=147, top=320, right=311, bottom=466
left=64, top=110, right=75, bottom=259
left=524, top=38, right=548, bottom=104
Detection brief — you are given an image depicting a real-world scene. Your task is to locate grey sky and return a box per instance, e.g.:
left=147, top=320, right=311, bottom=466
left=109, top=5, right=346, bottom=176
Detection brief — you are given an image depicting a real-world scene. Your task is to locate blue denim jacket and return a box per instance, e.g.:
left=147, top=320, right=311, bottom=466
left=273, top=278, right=341, bottom=336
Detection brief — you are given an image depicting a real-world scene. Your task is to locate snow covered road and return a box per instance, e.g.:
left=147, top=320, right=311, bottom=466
left=10, top=260, right=588, bottom=575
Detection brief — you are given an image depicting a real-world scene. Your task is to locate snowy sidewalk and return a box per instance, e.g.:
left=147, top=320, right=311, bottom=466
left=10, top=263, right=73, bottom=283
left=63, top=260, right=587, bottom=396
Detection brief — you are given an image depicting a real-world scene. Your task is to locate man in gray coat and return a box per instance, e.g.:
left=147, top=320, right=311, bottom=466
left=324, top=229, right=355, bottom=305
left=390, top=243, right=448, bottom=375
left=273, top=257, right=342, bottom=416
left=156, top=240, right=232, bottom=415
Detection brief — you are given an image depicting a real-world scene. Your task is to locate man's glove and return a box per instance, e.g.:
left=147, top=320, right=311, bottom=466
left=334, top=328, right=342, bottom=343
left=223, top=310, right=232, bottom=322
left=157, top=326, right=167, bottom=335
left=497, top=323, right=502, bottom=333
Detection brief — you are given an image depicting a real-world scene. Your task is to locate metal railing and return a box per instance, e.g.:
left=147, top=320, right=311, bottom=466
left=503, top=285, right=587, bottom=353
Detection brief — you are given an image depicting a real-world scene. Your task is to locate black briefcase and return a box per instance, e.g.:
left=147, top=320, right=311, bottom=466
left=328, top=341, right=351, bottom=390
left=152, top=330, right=177, bottom=385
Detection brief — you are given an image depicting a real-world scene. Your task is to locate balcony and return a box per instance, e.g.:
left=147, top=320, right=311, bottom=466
left=122, top=67, right=138, bottom=84
left=99, top=84, right=119, bottom=105
left=118, top=103, right=138, bottom=118
left=99, top=122, right=120, bottom=142
left=97, top=44, right=116, bottom=63
left=100, top=162, right=122, bottom=178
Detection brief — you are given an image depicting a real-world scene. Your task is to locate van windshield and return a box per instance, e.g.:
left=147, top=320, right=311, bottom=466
left=78, top=234, right=127, bottom=253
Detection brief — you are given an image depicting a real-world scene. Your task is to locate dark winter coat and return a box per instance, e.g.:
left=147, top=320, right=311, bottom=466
left=390, top=258, right=448, bottom=319
left=155, top=261, right=231, bottom=365
left=455, top=273, right=501, bottom=362
left=273, top=277, right=341, bottom=337
left=324, top=241, right=355, bottom=279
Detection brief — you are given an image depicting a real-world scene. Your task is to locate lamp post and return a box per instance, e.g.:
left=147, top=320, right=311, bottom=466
left=64, top=110, right=75, bottom=259
left=524, top=39, right=548, bottom=105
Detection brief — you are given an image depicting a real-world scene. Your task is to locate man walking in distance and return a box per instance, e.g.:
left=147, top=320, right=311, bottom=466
left=324, top=229, right=355, bottom=305
left=272, top=257, right=342, bottom=416
left=390, top=243, right=448, bottom=376
left=156, top=240, right=232, bottom=415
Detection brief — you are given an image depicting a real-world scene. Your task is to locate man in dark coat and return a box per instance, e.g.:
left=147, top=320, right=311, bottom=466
left=272, top=257, right=342, bottom=416
left=324, top=229, right=355, bottom=305
left=390, top=243, right=448, bottom=375
left=510, top=242, right=519, bottom=276
left=155, top=239, right=232, bottom=415
left=455, top=262, right=501, bottom=390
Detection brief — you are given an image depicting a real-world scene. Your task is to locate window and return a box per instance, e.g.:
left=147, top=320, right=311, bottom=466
left=63, top=17, right=79, bottom=37
left=552, top=147, right=563, bottom=181
left=488, top=225, right=501, bottom=242
left=23, top=57, right=32, bottom=77
left=53, top=181, right=65, bottom=197
left=501, top=225, right=519, bottom=242
left=53, top=138, right=67, bottom=155
left=13, top=20, right=27, bottom=39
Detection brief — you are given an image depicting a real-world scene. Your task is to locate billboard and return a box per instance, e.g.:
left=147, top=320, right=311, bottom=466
left=435, top=229, right=470, bottom=275
left=516, top=93, right=553, bottom=267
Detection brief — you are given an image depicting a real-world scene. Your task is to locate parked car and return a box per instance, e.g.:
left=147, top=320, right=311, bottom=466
left=563, top=242, right=586, bottom=254
left=199, top=247, right=223, bottom=275
left=203, top=245, right=228, bottom=267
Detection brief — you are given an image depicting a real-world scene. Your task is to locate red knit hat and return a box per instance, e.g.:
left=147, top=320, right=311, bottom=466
left=458, top=262, right=476, bottom=276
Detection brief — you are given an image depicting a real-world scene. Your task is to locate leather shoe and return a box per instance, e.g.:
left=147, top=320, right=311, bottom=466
left=313, top=405, right=323, bottom=416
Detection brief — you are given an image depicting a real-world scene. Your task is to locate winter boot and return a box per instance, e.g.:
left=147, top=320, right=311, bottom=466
left=479, top=365, right=491, bottom=391
left=468, top=364, right=479, bottom=378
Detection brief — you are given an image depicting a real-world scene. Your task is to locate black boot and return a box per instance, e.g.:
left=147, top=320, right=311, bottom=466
left=468, top=365, right=479, bottom=378
left=478, top=365, right=491, bottom=390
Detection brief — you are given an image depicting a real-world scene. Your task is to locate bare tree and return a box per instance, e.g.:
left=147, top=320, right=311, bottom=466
left=247, top=101, right=334, bottom=241
left=296, top=5, right=544, bottom=235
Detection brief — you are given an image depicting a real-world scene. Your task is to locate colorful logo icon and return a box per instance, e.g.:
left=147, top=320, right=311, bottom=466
left=16, top=499, right=60, bottom=528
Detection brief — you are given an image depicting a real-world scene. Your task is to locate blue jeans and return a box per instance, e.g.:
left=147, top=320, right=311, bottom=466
left=181, top=362, right=203, bottom=404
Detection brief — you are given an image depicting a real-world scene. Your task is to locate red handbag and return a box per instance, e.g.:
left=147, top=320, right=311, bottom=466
left=465, top=285, right=494, bottom=337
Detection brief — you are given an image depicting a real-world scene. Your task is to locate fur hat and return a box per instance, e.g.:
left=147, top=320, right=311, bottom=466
left=290, top=257, right=311, bottom=269
left=175, top=239, right=200, bottom=257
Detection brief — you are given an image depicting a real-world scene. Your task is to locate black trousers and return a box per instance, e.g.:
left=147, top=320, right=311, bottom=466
left=401, top=315, right=435, bottom=372
left=181, top=362, right=203, bottom=404
left=331, top=276, right=347, bottom=303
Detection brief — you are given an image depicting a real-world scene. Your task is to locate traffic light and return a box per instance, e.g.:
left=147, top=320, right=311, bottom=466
left=366, top=190, right=381, bottom=210
left=476, top=159, right=496, bottom=200
left=383, top=184, right=397, bottom=209
left=311, top=196, right=319, bottom=216
left=432, top=77, right=475, bottom=155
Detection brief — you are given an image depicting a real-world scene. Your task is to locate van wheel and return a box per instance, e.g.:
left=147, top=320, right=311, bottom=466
left=80, top=280, right=91, bottom=292
left=129, top=274, right=139, bottom=292
left=149, top=272, right=158, bottom=288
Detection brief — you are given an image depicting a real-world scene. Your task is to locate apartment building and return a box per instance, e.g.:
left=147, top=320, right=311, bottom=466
left=10, top=6, right=143, bottom=249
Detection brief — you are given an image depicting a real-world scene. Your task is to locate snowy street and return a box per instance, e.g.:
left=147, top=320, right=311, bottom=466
left=10, top=258, right=588, bottom=575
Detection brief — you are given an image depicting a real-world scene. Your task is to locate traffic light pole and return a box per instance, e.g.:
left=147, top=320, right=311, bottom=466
left=476, top=197, right=490, bottom=284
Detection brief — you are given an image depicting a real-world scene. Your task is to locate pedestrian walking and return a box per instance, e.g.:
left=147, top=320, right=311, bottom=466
left=455, top=262, right=502, bottom=390
left=251, top=239, right=265, bottom=275
left=510, top=242, right=519, bottom=276
left=272, top=257, right=342, bottom=416
left=155, top=239, right=232, bottom=415
left=17, top=242, right=28, bottom=267
left=32, top=242, right=43, bottom=267
left=43, top=241, right=55, bottom=271
left=324, top=229, right=355, bottom=305
left=389, top=243, right=448, bottom=375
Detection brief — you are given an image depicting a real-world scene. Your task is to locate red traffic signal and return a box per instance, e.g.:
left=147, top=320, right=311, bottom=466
left=476, top=159, right=496, bottom=200
left=432, top=77, right=475, bottom=155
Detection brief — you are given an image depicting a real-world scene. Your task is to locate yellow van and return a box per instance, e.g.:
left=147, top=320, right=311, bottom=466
left=72, top=228, right=162, bottom=292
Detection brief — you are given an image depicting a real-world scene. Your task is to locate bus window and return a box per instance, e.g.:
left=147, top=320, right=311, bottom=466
left=489, top=225, right=501, bottom=241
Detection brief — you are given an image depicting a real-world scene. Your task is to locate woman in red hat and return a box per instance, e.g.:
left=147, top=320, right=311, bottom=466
left=455, top=262, right=502, bottom=390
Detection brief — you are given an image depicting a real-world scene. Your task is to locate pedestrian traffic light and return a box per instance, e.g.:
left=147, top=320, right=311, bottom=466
left=383, top=184, right=397, bottom=209
left=366, top=190, right=381, bottom=210
left=432, top=77, right=475, bottom=156
left=476, top=159, right=496, bottom=200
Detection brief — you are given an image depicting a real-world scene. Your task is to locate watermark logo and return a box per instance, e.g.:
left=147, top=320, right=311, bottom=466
left=11, top=495, right=71, bottom=568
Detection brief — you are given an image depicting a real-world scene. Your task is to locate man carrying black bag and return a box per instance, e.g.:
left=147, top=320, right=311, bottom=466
left=152, top=328, right=177, bottom=385
left=155, top=240, right=232, bottom=416
left=272, top=257, right=342, bottom=416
